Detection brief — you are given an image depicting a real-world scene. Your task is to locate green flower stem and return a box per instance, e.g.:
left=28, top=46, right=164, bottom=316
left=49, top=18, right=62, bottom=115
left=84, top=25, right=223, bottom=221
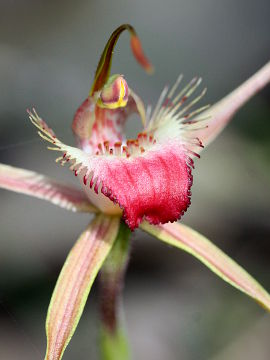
left=100, top=328, right=130, bottom=360
left=99, top=220, right=131, bottom=360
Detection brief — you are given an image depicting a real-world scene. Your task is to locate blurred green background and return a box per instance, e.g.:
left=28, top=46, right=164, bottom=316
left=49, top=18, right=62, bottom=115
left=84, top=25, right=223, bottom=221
left=0, top=0, right=270, bottom=359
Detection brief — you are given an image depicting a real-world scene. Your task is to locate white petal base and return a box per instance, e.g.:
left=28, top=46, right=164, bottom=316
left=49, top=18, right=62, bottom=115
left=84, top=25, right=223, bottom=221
left=79, top=176, right=122, bottom=215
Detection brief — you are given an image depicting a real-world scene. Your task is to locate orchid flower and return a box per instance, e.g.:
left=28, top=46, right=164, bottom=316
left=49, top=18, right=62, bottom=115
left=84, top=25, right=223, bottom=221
left=1, top=24, right=270, bottom=360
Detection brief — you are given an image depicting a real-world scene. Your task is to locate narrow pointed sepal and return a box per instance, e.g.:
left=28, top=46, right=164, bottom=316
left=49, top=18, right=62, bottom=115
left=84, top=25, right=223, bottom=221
left=45, top=215, right=120, bottom=360
left=140, top=221, right=270, bottom=311
left=0, top=163, right=97, bottom=212
left=90, top=24, right=153, bottom=95
left=194, top=62, right=270, bottom=151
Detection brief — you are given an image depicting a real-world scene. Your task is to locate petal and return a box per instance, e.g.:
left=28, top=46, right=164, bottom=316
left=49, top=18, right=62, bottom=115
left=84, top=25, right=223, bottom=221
left=71, top=96, right=95, bottom=145
left=193, top=61, right=270, bottom=151
left=45, top=214, right=120, bottom=360
left=90, top=24, right=153, bottom=94
left=146, top=63, right=270, bottom=157
left=73, top=23, right=152, bottom=151
left=145, top=76, right=208, bottom=156
left=72, top=89, right=146, bottom=152
left=140, top=221, right=270, bottom=311
left=94, top=142, right=192, bottom=230
left=0, top=163, right=96, bottom=213
left=29, top=110, right=193, bottom=230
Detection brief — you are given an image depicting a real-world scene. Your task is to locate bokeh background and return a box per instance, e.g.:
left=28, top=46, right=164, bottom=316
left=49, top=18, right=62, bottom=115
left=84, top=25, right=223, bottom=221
left=0, top=0, right=270, bottom=359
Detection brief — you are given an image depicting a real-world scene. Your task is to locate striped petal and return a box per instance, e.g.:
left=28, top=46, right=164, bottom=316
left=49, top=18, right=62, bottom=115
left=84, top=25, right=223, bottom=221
left=45, top=214, right=120, bottom=360
left=90, top=24, right=152, bottom=95
left=0, top=163, right=96, bottom=213
left=72, top=23, right=152, bottom=152
left=140, top=221, right=270, bottom=311
left=72, top=89, right=146, bottom=153
left=29, top=110, right=193, bottom=230
left=193, top=61, right=270, bottom=152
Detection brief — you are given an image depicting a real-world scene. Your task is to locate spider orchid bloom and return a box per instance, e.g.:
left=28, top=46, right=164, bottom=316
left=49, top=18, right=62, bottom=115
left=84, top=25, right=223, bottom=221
left=1, top=24, right=270, bottom=360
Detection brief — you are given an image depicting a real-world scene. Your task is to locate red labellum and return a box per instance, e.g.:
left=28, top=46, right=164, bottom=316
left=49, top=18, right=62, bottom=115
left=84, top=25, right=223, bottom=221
left=100, top=143, right=192, bottom=229
left=77, top=142, right=193, bottom=230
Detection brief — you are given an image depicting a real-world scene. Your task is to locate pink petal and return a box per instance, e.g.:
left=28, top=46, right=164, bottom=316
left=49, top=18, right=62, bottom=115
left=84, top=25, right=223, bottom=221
left=94, top=142, right=192, bottom=230
left=141, top=221, right=270, bottom=311
left=45, top=215, right=120, bottom=360
left=0, top=163, right=96, bottom=213
left=29, top=111, right=193, bottom=230
left=71, top=96, right=95, bottom=144
left=194, top=62, right=270, bottom=151
left=72, top=91, right=146, bottom=152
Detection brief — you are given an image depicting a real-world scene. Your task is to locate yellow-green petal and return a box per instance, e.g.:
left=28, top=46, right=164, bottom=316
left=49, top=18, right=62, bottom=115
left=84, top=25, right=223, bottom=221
left=140, top=221, right=270, bottom=311
left=0, top=163, right=97, bottom=213
left=45, top=214, right=120, bottom=360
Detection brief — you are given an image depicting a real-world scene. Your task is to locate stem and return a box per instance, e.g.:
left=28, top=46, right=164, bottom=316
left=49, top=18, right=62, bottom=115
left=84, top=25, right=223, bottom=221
left=98, top=220, right=131, bottom=360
